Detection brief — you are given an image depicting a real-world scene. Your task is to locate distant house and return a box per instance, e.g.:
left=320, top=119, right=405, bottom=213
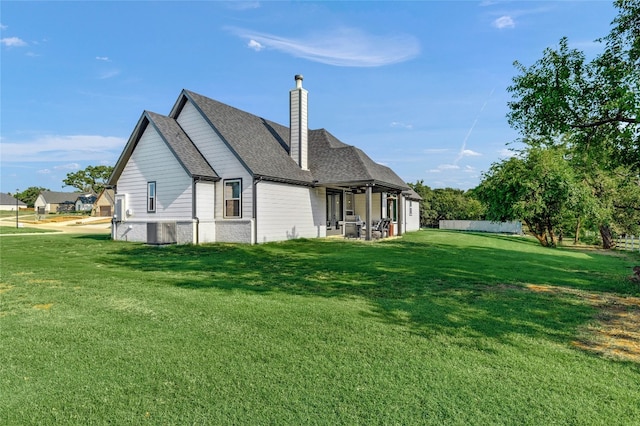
left=34, top=191, right=82, bottom=214
left=75, top=194, right=97, bottom=212
left=0, top=193, right=27, bottom=211
left=108, top=75, right=420, bottom=244
left=92, top=188, right=115, bottom=217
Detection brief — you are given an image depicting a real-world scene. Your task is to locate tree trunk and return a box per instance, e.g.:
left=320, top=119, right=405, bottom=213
left=547, top=219, right=557, bottom=247
left=574, top=217, right=581, bottom=245
left=599, top=224, right=615, bottom=249
left=524, top=219, right=549, bottom=246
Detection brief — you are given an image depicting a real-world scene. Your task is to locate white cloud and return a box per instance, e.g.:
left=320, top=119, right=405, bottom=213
left=461, top=149, right=482, bottom=157
left=248, top=39, right=264, bottom=51
left=54, top=163, right=81, bottom=170
left=98, top=69, right=121, bottom=79
left=1, top=135, right=126, bottom=162
left=37, top=169, right=51, bottom=174
left=0, top=24, right=8, bottom=30
left=227, top=26, right=420, bottom=67
left=226, top=1, right=260, bottom=11
left=96, top=56, right=111, bottom=61
left=493, top=16, right=515, bottom=29
left=390, top=121, right=413, bottom=130
left=1, top=36, right=28, bottom=47
left=498, top=148, right=518, bottom=158
left=439, top=164, right=460, bottom=170
left=464, top=165, right=476, bottom=173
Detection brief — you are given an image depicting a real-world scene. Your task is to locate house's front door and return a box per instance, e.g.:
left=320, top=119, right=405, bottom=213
left=326, top=191, right=343, bottom=234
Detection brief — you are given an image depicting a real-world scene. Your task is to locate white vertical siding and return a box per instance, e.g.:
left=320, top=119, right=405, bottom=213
left=117, top=125, right=193, bottom=221
left=34, top=195, right=47, bottom=214
left=289, top=87, right=308, bottom=170
left=195, top=181, right=216, bottom=243
left=404, top=199, right=421, bottom=232
left=256, top=181, right=325, bottom=243
left=176, top=102, right=253, bottom=220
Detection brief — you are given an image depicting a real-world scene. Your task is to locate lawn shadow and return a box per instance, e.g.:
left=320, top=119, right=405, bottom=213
left=74, top=234, right=112, bottom=241
left=103, top=231, right=638, bottom=352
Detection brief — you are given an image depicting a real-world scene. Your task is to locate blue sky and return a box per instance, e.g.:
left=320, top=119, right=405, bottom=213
left=1, top=1, right=618, bottom=194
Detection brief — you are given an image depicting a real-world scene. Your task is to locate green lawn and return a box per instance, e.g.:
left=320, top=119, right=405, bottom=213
left=1, top=230, right=639, bottom=424
left=0, top=226, right=57, bottom=235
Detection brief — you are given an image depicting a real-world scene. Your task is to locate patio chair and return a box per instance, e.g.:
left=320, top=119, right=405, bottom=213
left=371, top=218, right=391, bottom=239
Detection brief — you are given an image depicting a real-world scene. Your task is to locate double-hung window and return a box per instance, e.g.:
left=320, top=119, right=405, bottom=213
left=224, top=179, right=241, bottom=218
left=147, top=181, right=156, bottom=213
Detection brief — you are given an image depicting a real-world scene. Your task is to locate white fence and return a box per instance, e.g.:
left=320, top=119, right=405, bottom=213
left=439, top=220, right=523, bottom=235
left=618, top=235, right=640, bottom=253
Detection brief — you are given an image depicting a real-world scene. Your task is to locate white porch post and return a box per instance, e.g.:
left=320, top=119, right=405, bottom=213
left=397, top=192, right=403, bottom=236
left=365, top=186, right=372, bottom=241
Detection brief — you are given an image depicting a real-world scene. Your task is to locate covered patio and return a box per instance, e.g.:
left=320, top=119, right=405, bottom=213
left=324, top=181, right=406, bottom=241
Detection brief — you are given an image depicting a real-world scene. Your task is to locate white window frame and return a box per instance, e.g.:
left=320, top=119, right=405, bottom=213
left=387, top=194, right=397, bottom=222
left=147, top=181, right=156, bottom=213
left=224, top=179, right=242, bottom=218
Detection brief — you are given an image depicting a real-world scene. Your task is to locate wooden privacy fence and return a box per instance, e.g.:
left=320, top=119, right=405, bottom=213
left=617, top=235, right=640, bottom=253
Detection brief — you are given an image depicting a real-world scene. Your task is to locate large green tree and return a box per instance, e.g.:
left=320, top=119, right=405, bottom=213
left=505, top=1, right=639, bottom=248
left=507, top=0, right=639, bottom=171
left=15, top=186, right=49, bottom=208
left=475, top=147, right=579, bottom=247
left=63, top=165, right=114, bottom=194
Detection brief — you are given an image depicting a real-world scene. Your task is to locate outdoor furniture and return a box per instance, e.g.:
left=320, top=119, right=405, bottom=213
left=341, top=215, right=364, bottom=238
left=371, top=218, right=391, bottom=239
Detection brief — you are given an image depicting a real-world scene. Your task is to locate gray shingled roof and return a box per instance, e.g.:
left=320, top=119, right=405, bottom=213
left=109, top=111, right=218, bottom=185
left=146, top=111, right=219, bottom=180
left=0, top=193, right=27, bottom=206
left=308, top=129, right=408, bottom=191
left=182, top=90, right=313, bottom=184
left=76, top=195, right=97, bottom=204
left=183, top=90, right=408, bottom=191
left=403, top=188, right=423, bottom=200
left=111, top=89, right=409, bottom=192
left=40, top=191, right=82, bottom=204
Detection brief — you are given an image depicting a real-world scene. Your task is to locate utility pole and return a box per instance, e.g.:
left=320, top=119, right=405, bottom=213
left=15, top=189, right=19, bottom=228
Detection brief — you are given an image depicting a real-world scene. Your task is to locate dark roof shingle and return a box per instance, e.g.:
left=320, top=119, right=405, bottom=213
left=183, top=90, right=408, bottom=191
left=183, top=90, right=313, bottom=184
left=146, top=111, right=219, bottom=180
left=40, top=191, right=82, bottom=204
left=0, top=193, right=27, bottom=206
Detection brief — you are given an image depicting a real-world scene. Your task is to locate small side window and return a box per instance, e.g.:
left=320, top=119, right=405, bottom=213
left=147, top=182, right=156, bottom=213
left=224, top=179, right=241, bottom=218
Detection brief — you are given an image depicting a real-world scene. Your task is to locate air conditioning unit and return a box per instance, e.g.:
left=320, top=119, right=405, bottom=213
left=147, top=222, right=177, bottom=244
left=114, top=194, right=127, bottom=222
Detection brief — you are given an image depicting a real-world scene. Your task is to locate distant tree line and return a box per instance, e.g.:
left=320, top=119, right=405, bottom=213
left=407, top=181, right=484, bottom=228
left=15, top=165, right=114, bottom=208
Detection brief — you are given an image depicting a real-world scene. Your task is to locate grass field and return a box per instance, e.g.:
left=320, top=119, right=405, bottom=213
left=0, top=226, right=58, bottom=235
left=1, top=230, right=639, bottom=424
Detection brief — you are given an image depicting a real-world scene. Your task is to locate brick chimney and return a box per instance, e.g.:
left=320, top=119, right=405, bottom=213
left=289, top=74, right=308, bottom=170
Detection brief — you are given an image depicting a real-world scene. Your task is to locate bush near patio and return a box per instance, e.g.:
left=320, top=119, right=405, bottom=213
left=1, top=230, right=639, bottom=424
